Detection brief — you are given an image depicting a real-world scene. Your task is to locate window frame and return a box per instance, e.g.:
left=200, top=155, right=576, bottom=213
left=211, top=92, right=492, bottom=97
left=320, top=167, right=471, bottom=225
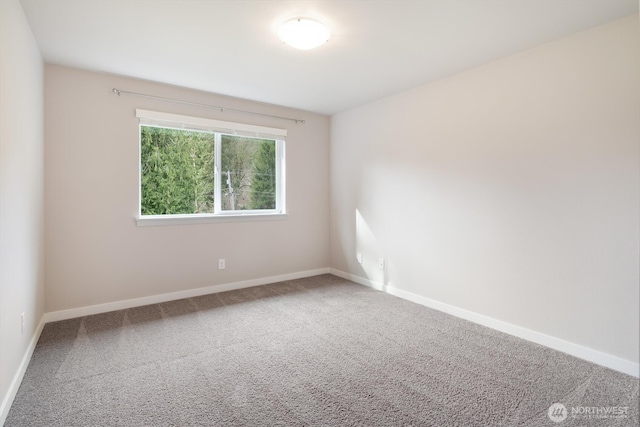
left=136, top=110, right=287, bottom=227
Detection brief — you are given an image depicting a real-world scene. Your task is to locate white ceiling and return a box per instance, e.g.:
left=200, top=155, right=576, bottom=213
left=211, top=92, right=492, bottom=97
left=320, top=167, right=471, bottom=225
left=19, top=0, right=638, bottom=115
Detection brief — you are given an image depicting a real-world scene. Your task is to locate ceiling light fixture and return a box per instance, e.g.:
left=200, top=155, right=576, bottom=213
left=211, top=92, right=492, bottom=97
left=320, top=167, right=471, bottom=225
left=277, top=17, right=331, bottom=50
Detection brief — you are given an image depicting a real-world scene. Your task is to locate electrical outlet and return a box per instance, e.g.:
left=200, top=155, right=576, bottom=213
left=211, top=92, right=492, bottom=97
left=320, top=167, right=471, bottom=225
left=218, top=258, right=226, bottom=270
left=378, top=258, right=385, bottom=270
left=356, top=253, right=363, bottom=264
left=21, top=312, right=25, bottom=335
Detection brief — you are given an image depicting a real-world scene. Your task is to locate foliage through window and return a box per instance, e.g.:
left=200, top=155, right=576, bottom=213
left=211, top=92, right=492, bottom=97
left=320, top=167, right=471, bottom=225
left=220, top=135, right=276, bottom=211
left=141, top=126, right=215, bottom=215
left=138, top=111, right=285, bottom=218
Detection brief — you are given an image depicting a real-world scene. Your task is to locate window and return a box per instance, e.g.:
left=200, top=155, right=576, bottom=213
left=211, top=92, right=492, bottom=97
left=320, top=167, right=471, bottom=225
left=136, top=110, right=286, bottom=226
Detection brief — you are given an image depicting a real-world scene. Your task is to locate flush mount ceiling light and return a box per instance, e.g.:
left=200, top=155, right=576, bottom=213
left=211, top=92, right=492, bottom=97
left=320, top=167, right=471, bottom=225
left=277, top=17, right=331, bottom=50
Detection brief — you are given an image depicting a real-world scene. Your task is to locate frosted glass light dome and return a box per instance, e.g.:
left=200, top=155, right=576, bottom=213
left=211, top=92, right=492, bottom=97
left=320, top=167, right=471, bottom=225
left=278, top=18, right=330, bottom=50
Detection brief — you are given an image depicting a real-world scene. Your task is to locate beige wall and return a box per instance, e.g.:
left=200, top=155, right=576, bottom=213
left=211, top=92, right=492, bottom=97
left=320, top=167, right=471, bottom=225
left=44, top=66, right=330, bottom=312
left=0, top=0, right=46, bottom=417
left=330, top=15, right=639, bottom=364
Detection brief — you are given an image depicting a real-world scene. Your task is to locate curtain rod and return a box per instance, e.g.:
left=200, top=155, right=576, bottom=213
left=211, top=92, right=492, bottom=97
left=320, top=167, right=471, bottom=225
left=112, top=88, right=305, bottom=124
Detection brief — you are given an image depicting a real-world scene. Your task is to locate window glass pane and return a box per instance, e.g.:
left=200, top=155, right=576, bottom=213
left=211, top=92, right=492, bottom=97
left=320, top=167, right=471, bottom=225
left=140, top=126, right=215, bottom=215
left=221, top=135, right=276, bottom=211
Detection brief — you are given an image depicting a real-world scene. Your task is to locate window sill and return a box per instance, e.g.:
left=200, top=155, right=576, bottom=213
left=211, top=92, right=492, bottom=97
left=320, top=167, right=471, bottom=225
left=136, top=212, right=288, bottom=227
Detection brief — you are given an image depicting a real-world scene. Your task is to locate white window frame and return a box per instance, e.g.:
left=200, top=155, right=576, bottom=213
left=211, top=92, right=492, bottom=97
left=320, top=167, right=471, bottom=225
left=136, top=110, right=287, bottom=227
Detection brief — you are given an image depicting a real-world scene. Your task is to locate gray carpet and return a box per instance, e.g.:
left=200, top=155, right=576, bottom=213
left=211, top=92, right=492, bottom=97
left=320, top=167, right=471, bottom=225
left=5, top=274, right=639, bottom=426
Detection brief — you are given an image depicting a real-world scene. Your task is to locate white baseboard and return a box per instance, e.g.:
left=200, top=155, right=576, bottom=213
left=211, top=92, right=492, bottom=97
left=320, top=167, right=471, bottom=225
left=0, top=315, right=46, bottom=426
left=44, top=268, right=330, bottom=323
left=329, top=268, right=639, bottom=378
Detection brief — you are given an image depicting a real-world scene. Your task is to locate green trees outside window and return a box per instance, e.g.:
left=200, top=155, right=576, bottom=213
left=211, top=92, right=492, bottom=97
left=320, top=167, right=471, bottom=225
left=220, top=136, right=275, bottom=211
left=250, top=140, right=276, bottom=210
left=141, top=125, right=278, bottom=215
left=141, top=126, right=215, bottom=215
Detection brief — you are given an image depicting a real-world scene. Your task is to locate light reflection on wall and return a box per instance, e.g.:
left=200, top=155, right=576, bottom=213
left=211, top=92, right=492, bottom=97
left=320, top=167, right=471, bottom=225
left=355, top=208, right=388, bottom=288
